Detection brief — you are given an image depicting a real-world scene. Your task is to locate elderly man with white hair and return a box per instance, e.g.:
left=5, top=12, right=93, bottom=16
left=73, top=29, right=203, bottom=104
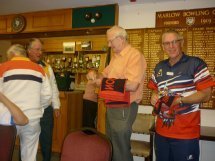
left=0, top=44, right=52, bottom=161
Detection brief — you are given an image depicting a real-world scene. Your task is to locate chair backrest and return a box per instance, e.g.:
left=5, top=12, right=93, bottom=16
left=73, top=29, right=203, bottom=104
left=61, top=128, right=112, bottom=161
left=132, top=113, right=155, bottom=134
left=131, top=113, right=155, bottom=161
left=0, top=124, right=17, bottom=161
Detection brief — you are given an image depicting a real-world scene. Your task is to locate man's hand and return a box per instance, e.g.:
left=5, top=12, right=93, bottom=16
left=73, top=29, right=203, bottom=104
left=152, top=99, right=162, bottom=116
left=160, top=95, right=180, bottom=107
left=54, top=109, right=60, bottom=118
left=159, top=96, right=181, bottom=128
left=86, top=70, right=97, bottom=81
left=150, top=91, right=159, bottom=106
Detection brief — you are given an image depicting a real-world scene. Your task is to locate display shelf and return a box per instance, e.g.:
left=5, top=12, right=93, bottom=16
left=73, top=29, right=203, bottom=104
left=43, top=49, right=110, bottom=91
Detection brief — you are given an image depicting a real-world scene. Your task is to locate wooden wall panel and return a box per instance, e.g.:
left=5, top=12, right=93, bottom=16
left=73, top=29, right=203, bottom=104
left=27, top=9, right=72, bottom=32
left=1, top=9, right=72, bottom=34
left=0, top=17, right=7, bottom=33
left=10, top=35, right=107, bottom=52
left=0, top=4, right=118, bottom=34
left=41, top=35, right=107, bottom=52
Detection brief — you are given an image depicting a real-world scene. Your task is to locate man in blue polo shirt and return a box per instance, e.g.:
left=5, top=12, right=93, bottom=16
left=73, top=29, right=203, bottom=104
left=148, top=29, right=214, bottom=161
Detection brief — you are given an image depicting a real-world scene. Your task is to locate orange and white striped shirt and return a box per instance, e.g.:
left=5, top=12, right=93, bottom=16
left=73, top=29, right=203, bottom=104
left=0, top=56, right=52, bottom=122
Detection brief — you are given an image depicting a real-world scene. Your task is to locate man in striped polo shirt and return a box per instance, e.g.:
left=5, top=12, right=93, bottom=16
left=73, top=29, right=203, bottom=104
left=148, top=29, right=214, bottom=161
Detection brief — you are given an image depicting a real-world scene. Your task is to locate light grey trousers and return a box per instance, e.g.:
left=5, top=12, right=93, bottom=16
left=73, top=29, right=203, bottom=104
left=106, top=102, right=138, bottom=161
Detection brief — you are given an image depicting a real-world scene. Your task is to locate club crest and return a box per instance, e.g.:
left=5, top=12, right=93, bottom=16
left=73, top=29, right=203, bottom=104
left=186, top=17, right=195, bottom=26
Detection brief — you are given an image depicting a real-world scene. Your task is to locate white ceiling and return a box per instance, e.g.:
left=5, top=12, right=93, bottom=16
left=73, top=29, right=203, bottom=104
left=0, top=0, right=184, bottom=15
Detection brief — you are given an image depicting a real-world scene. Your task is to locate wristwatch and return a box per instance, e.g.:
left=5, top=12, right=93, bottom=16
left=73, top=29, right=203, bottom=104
left=11, top=15, right=26, bottom=33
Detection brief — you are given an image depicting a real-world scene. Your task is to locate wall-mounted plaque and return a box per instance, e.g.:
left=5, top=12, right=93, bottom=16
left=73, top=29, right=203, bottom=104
left=11, top=15, right=26, bottom=33
left=156, top=7, right=215, bottom=28
left=72, top=4, right=118, bottom=28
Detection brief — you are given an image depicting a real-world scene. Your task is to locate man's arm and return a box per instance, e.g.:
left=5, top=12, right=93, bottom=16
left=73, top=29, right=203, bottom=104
left=174, top=87, right=212, bottom=105
left=87, top=69, right=104, bottom=87
left=41, top=74, right=52, bottom=109
left=0, top=92, right=28, bottom=125
left=48, top=65, right=61, bottom=117
left=125, top=51, right=147, bottom=92
left=125, top=80, right=139, bottom=92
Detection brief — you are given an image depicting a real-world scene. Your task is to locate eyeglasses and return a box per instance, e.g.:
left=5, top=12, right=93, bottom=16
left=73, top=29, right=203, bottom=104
left=162, top=39, right=181, bottom=47
left=107, top=36, right=119, bottom=44
left=30, top=48, right=44, bottom=52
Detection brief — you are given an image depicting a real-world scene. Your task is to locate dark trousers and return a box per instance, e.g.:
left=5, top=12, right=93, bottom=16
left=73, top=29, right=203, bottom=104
left=155, top=133, right=200, bottom=161
left=82, top=99, right=98, bottom=128
left=39, top=106, right=54, bottom=161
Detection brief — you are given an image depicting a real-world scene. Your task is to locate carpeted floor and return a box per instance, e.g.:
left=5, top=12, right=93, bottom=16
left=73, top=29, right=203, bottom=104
left=12, top=147, right=60, bottom=161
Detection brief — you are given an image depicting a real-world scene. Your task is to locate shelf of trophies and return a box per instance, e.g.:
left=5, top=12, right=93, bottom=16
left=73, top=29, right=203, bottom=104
left=74, top=50, right=108, bottom=91
left=43, top=50, right=109, bottom=91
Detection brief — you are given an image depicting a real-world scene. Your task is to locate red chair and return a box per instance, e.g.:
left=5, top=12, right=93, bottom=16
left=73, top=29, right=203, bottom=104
left=0, top=124, right=17, bottom=161
left=61, top=128, right=112, bottom=161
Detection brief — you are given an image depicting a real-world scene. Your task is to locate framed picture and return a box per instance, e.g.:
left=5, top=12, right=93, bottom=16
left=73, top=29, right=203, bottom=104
left=81, top=41, right=92, bottom=50
left=63, top=42, right=76, bottom=53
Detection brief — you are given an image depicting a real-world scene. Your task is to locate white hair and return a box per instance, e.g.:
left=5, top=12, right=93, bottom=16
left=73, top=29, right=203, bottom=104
left=107, top=25, right=128, bottom=40
left=7, top=44, right=27, bottom=60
